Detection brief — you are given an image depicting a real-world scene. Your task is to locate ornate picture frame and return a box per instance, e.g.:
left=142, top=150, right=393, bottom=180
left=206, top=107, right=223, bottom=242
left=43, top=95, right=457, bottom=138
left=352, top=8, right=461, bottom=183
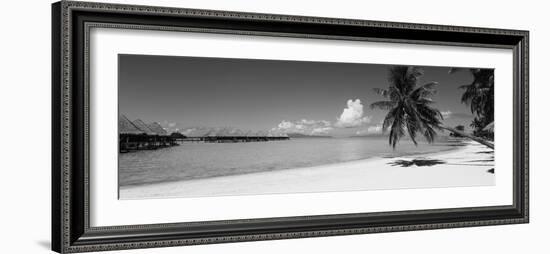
left=52, top=1, right=529, bottom=253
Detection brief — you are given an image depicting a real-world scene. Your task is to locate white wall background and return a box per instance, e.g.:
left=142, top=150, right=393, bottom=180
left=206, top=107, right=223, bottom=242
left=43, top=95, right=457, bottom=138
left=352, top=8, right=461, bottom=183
left=0, top=0, right=546, bottom=253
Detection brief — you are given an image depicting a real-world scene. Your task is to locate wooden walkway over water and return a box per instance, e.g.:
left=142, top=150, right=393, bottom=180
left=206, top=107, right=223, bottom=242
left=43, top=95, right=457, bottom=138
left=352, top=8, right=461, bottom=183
left=120, top=135, right=290, bottom=152
left=181, top=136, right=290, bottom=143
left=119, top=114, right=289, bottom=153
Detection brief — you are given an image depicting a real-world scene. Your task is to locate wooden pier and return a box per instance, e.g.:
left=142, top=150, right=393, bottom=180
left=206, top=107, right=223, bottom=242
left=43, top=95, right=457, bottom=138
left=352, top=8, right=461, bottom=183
left=119, top=115, right=180, bottom=153
left=181, top=136, right=289, bottom=143
left=119, top=114, right=290, bottom=153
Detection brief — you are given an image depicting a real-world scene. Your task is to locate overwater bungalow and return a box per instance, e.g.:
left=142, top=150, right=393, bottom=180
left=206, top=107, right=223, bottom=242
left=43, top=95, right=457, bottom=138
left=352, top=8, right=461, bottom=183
left=132, top=119, right=161, bottom=149
left=120, top=115, right=290, bottom=151
left=198, top=128, right=289, bottom=143
left=118, top=115, right=146, bottom=152
left=119, top=115, right=185, bottom=152
left=147, top=122, right=176, bottom=147
left=170, top=132, right=187, bottom=143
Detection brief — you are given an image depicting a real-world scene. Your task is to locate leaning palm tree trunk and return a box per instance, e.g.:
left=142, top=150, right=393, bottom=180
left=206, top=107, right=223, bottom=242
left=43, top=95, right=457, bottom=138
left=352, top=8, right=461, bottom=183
left=440, top=126, right=494, bottom=149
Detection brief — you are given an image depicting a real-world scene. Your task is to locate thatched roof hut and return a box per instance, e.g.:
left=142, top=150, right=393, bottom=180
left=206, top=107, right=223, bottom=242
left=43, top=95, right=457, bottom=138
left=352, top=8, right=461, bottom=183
left=170, top=132, right=186, bottom=139
left=119, top=115, right=143, bottom=135
left=147, top=122, right=168, bottom=136
left=132, top=119, right=156, bottom=135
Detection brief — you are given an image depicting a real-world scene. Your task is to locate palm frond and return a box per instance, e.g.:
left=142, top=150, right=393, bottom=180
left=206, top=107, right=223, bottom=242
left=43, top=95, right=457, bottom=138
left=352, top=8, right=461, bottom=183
left=411, top=82, right=438, bottom=99
left=382, top=107, right=399, bottom=132
left=372, top=88, right=389, bottom=98
left=416, top=98, right=435, bottom=105
left=423, top=125, right=437, bottom=143
left=372, top=65, right=446, bottom=147
left=405, top=116, right=420, bottom=145
left=389, top=107, right=405, bottom=149
left=406, top=66, right=424, bottom=79
left=458, top=69, right=494, bottom=120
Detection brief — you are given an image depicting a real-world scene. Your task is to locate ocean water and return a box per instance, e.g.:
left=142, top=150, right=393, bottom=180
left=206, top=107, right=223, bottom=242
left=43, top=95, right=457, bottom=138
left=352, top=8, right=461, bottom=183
left=119, top=137, right=460, bottom=187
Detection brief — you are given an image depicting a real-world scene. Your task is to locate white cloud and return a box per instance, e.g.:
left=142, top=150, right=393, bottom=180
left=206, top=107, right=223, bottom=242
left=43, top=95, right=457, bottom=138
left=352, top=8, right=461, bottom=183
left=355, top=129, right=368, bottom=136
left=298, top=119, right=316, bottom=125
left=180, top=127, right=198, bottom=136
left=278, top=120, right=294, bottom=129
left=311, top=127, right=333, bottom=135
left=160, top=121, right=180, bottom=133
left=368, top=124, right=383, bottom=133
left=355, top=124, right=383, bottom=136
left=441, top=110, right=452, bottom=119
left=335, top=99, right=371, bottom=128
left=271, top=119, right=333, bottom=136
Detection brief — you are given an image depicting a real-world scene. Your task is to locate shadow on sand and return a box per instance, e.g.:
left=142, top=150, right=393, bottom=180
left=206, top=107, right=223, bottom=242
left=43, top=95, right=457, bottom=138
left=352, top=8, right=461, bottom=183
left=476, top=151, right=494, bottom=154
left=388, top=159, right=446, bottom=167
left=467, top=159, right=494, bottom=163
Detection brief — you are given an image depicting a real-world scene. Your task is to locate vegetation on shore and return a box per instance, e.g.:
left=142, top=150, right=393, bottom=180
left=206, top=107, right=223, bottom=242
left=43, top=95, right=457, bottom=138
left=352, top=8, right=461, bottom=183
left=450, top=68, right=494, bottom=140
left=371, top=66, right=494, bottom=149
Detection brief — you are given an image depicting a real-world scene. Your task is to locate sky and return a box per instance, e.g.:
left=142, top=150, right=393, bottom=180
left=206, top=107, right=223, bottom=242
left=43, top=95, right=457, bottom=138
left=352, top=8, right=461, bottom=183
left=119, top=54, right=482, bottom=137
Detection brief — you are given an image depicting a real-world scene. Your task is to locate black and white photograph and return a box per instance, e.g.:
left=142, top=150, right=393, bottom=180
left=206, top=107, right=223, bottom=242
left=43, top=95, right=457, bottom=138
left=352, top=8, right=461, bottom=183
left=118, top=54, right=495, bottom=199
left=2, top=0, right=543, bottom=253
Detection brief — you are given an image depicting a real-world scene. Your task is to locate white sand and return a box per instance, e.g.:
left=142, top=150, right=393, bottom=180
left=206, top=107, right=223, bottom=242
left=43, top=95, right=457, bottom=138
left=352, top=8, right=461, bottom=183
left=120, top=141, right=495, bottom=199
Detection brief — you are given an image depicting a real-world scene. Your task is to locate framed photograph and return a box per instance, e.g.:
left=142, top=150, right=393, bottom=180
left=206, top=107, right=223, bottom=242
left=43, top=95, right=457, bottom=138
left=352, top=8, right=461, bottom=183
left=52, top=1, right=529, bottom=253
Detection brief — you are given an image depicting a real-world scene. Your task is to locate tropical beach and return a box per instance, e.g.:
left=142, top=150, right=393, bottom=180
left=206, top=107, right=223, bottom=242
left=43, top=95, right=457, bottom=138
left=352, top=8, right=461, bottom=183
left=120, top=140, right=493, bottom=199
left=118, top=55, right=496, bottom=200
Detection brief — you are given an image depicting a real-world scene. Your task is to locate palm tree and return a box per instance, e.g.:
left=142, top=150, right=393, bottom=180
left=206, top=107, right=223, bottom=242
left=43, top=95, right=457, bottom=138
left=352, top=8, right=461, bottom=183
left=450, top=68, right=494, bottom=139
left=371, top=66, right=494, bottom=149
left=449, top=125, right=465, bottom=137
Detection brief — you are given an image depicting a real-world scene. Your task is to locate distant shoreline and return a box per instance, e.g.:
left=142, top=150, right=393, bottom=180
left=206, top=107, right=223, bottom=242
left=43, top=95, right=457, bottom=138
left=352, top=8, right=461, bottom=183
left=119, top=141, right=494, bottom=200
